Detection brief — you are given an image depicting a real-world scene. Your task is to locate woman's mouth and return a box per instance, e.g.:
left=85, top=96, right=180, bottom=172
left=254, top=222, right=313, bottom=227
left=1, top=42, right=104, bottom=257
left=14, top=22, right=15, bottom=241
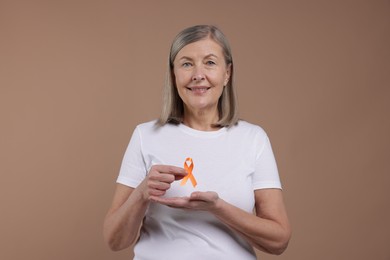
left=186, top=87, right=211, bottom=94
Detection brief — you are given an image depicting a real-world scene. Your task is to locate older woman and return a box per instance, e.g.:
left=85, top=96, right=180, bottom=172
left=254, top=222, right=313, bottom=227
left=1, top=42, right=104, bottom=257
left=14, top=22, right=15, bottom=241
left=104, top=25, right=291, bottom=260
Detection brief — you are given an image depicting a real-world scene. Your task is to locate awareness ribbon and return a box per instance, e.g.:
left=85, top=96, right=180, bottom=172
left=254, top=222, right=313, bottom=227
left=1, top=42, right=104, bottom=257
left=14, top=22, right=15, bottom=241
left=180, top=157, right=197, bottom=187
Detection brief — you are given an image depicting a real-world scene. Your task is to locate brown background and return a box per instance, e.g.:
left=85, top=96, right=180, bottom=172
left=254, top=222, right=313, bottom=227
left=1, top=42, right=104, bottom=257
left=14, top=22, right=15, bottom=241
left=1, top=0, right=389, bottom=259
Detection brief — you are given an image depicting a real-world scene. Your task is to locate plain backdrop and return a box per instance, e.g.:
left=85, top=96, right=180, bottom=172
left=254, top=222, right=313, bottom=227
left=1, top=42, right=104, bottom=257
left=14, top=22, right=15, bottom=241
left=1, top=1, right=389, bottom=259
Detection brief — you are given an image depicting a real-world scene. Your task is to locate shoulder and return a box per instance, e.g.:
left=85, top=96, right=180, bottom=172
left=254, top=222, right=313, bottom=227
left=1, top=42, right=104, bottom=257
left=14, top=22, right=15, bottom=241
left=135, top=120, right=179, bottom=136
left=136, top=120, right=158, bottom=131
left=231, top=120, right=268, bottom=138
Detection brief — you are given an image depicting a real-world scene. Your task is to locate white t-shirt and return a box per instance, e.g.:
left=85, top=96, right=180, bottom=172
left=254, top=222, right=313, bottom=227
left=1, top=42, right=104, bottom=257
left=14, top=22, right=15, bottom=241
left=117, top=120, right=282, bottom=260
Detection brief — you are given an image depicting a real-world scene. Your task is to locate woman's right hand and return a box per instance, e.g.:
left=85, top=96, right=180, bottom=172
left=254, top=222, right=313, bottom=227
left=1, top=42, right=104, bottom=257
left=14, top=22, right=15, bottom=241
left=104, top=165, right=187, bottom=251
left=141, top=165, right=187, bottom=200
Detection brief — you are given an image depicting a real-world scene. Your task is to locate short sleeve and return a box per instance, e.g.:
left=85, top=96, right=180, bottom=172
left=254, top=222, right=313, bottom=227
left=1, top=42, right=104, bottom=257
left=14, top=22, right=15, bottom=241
left=116, top=127, right=147, bottom=188
left=252, top=133, right=282, bottom=190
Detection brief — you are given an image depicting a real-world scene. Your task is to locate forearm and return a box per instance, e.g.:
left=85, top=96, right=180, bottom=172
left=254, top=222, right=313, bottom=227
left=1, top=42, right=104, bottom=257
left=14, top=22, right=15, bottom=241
left=103, top=186, right=149, bottom=251
left=104, top=165, right=187, bottom=251
left=211, top=199, right=291, bottom=255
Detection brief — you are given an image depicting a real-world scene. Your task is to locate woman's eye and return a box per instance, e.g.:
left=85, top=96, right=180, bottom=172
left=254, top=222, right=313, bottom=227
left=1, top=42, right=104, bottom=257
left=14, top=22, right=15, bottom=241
left=206, top=60, right=216, bottom=65
left=182, top=62, right=192, bottom=67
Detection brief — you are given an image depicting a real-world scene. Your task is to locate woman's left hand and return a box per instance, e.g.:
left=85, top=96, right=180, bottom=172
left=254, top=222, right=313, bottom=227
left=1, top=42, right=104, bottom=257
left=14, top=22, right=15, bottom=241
left=150, top=191, right=220, bottom=211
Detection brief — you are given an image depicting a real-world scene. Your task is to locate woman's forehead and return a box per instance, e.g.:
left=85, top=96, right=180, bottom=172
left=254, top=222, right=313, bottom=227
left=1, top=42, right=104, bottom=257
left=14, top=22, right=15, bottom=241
left=175, top=39, right=224, bottom=60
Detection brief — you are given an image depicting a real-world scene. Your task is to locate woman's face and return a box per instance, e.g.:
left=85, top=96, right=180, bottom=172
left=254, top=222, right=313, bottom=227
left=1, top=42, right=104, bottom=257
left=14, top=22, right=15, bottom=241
left=173, top=38, right=231, bottom=117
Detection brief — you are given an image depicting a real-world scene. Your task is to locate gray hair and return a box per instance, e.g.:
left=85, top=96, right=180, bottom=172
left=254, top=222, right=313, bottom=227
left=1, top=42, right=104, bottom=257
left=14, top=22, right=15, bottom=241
left=157, top=25, right=239, bottom=127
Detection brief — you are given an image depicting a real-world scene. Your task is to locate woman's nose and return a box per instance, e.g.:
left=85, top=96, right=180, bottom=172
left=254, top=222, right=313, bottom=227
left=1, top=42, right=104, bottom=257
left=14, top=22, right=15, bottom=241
left=192, top=74, right=205, bottom=81
left=192, top=68, right=205, bottom=81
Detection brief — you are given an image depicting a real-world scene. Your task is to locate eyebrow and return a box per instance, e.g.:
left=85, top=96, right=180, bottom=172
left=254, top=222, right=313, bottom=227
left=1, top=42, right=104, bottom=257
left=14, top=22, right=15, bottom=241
left=178, top=53, right=219, bottom=61
left=204, top=54, right=219, bottom=59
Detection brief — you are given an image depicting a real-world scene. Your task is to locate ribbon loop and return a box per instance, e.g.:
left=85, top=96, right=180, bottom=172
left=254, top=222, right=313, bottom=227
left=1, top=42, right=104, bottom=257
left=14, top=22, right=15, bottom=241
left=180, top=157, right=197, bottom=187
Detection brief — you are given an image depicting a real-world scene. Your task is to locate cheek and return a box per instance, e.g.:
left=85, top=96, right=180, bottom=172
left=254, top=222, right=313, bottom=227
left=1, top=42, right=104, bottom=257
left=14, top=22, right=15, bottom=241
left=174, top=75, right=187, bottom=97
left=173, top=72, right=187, bottom=88
left=175, top=76, right=183, bottom=87
left=211, top=75, right=226, bottom=87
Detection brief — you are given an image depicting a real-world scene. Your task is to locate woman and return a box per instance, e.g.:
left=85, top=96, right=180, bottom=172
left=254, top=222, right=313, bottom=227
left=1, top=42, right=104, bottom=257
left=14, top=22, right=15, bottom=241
left=103, top=25, right=291, bottom=259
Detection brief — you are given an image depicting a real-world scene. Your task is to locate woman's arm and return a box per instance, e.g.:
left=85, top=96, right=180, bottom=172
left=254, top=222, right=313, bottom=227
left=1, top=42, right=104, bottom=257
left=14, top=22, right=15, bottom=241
left=103, top=165, right=187, bottom=251
left=151, top=188, right=291, bottom=255
left=103, top=183, right=148, bottom=251
left=211, top=189, right=291, bottom=255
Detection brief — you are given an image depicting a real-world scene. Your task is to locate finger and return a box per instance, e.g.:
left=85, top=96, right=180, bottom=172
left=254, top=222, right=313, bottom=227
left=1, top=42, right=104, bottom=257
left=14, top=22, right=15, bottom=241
left=148, top=173, right=175, bottom=183
left=190, top=191, right=219, bottom=201
left=148, top=180, right=171, bottom=190
left=149, top=190, right=166, bottom=197
left=190, top=192, right=206, bottom=200
left=152, top=165, right=187, bottom=177
left=190, top=192, right=202, bottom=198
left=150, top=196, right=190, bottom=207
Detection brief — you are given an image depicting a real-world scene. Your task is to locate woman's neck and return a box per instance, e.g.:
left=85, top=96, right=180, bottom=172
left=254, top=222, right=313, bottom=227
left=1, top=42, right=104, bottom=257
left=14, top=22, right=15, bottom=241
left=182, top=108, right=221, bottom=131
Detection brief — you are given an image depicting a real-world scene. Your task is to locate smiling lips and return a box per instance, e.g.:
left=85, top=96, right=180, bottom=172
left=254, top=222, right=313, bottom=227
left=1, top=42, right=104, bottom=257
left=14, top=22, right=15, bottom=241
left=186, top=86, right=211, bottom=94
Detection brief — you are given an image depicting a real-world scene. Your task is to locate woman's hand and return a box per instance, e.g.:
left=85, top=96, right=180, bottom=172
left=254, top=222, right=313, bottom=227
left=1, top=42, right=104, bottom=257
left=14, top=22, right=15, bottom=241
left=103, top=164, right=186, bottom=251
left=150, top=191, right=221, bottom=211
left=152, top=189, right=291, bottom=255
left=141, top=165, right=187, bottom=200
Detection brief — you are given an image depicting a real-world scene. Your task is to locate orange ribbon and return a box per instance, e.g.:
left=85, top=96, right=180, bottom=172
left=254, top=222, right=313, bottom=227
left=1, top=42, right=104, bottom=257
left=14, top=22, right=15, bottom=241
left=180, top=157, right=197, bottom=187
